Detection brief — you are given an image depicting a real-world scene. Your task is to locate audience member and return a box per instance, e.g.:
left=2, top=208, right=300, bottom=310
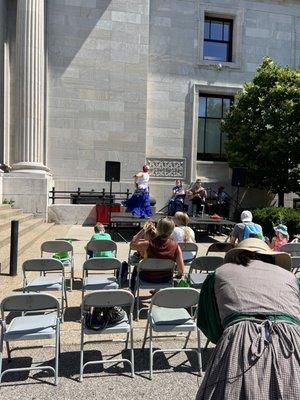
left=86, top=223, right=113, bottom=258
left=270, top=223, right=289, bottom=251
left=197, top=238, right=299, bottom=399
left=167, top=179, right=186, bottom=216
left=130, top=217, right=184, bottom=291
left=230, top=210, right=263, bottom=244
left=171, top=212, right=196, bottom=262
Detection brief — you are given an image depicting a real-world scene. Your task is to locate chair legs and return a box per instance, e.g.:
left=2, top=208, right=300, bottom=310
left=197, top=329, right=202, bottom=376
left=55, top=321, right=60, bottom=385
left=79, top=320, right=84, bottom=382
left=149, top=326, right=153, bottom=380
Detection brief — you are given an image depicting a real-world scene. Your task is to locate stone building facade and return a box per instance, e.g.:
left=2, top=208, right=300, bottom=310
left=0, top=0, right=299, bottom=218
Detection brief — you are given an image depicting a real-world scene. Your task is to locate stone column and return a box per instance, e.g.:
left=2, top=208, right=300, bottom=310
left=13, top=0, right=49, bottom=173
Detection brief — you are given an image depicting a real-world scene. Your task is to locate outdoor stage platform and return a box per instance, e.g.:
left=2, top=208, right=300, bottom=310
left=109, top=212, right=235, bottom=241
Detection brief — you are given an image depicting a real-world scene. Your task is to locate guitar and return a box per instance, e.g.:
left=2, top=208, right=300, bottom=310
left=186, top=189, right=207, bottom=201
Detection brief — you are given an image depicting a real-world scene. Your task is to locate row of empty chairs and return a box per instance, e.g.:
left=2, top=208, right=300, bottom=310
left=0, top=288, right=201, bottom=384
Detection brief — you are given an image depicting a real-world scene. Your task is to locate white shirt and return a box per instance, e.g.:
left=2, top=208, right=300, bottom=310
left=171, top=226, right=196, bottom=261
left=136, top=172, right=149, bottom=190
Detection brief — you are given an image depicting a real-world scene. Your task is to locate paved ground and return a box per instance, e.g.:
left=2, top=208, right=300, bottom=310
left=0, top=225, right=226, bottom=399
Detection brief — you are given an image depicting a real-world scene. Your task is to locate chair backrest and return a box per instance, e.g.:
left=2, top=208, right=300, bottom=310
left=137, top=258, right=176, bottom=272
left=83, top=257, right=121, bottom=272
left=206, top=242, right=234, bottom=255
left=1, top=293, right=59, bottom=316
left=23, top=258, right=64, bottom=273
left=178, top=242, right=198, bottom=254
left=82, top=290, right=134, bottom=309
left=86, top=240, right=117, bottom=254
left=41, top=240, right=73, bottom=254
left=291, top=256, right=300, bottom=269
left=189, top=256, right=224, bottom=273
left=152, top=288, right=199, bottom=308
left=280, top=243, right=300, bottom=257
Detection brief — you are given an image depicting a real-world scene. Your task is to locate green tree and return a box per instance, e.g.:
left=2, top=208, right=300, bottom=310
left=222, top=57, right=300, bottom=206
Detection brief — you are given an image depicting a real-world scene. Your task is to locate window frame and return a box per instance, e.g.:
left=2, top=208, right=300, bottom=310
left=203, top=17, right=233, bottom=62
left=197, top=93, right=233, bottom=162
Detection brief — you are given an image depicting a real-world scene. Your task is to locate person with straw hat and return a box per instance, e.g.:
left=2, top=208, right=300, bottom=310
left=196, top=238, right=300, bottom=400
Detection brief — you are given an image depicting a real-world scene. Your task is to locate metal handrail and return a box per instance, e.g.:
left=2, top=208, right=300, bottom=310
left=49, top=187, right=131, bottom=205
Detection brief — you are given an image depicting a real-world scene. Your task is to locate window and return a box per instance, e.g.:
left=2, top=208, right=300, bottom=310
left=197, top=94, right=233, bottom=161
left=203, top=17, right=233, bottom=62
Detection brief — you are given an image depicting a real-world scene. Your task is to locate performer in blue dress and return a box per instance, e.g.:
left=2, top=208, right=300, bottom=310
left=122, top=164, right=152, bottom=218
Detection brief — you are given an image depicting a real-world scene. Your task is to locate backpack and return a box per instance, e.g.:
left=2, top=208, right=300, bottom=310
left=243, top=223, right=263, bottom=240
left=85, top=306, right=126, bottom=331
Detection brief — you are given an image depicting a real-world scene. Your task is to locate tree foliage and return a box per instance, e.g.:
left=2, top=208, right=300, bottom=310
left=222, top=58, right=300, bottom=205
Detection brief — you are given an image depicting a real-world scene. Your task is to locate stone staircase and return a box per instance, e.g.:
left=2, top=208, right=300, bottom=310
left=0, top=204, right=54, bottom=271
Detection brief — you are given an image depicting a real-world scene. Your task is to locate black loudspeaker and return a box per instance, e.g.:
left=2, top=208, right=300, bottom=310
left=105, top=161, right=120, bottom=182
left=231, top=167, right=247, bottom=187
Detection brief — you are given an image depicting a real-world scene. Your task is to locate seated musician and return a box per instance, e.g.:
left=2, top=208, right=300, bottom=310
left=167, top=179, right=185, bottom=216
left=186, top=179, right=207, bottom=216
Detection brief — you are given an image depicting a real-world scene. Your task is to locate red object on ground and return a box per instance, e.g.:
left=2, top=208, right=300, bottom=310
left=210, top=213, right=222, bottom=219
left=96, top=204, right=121, bottom=224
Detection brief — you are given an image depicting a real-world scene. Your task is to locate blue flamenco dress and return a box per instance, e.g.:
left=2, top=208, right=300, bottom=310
left=122, top=173, right=152, bottom=218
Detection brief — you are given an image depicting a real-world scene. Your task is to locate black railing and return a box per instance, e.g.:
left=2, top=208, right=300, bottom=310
left=49, top=187, right=131, bottom=205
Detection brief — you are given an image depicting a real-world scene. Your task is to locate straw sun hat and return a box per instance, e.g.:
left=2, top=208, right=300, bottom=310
left=224, top=238, right=291, bottom=270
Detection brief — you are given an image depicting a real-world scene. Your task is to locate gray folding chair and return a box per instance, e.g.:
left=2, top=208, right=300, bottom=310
left=0, top=293, right=60, bottom=385
left=82, top=258, right=121, bottom=297
left=80, top=289, right=135, bottom=381
left=188, top=256, right=224, bottom=289
left=142, top=287, right=201, bottom=379
left=135, top=259, right=175, bottom=320
left=178, top=242, right=198, bottom=268
left=86, top=240, right=117, bottom=259
left=23, top=258, right=68, bottom=322
left=206, top=242, right=234, bottom=255
left=127, top=246, right=141, bottom=288
left=41, top=240, right=74, bottom=291
left=280, top=243, right=300, bottom=274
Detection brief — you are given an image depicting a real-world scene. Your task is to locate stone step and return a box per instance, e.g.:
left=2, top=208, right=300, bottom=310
left=0, top=204, right=13, bottom=211
left=0, top=208, right=23, bottom=220
left=0, top=217, right=44, bottom=248
left=0, top=222, right=55, bottom=271
left=0, top=213, right=35, bottom=230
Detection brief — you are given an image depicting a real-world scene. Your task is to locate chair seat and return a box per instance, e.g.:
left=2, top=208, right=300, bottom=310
left=25, top=276, right=63, bottom=291
left=84, top=314, right=130, bottom=334
left=150, top=307, right=195, bottom=333
left=4, top=314, right=57, bottom=341
left=83, top=276, right=118, bottom=291
left=188, top=273, right=208, bottom=289
left=139, top=279, right=172, bottom=290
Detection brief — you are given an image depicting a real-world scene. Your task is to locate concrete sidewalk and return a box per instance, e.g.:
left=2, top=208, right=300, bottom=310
left=0, top=225, right=226, bottom=398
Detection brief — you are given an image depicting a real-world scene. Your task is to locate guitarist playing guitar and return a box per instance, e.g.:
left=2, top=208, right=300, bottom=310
left=186, top=179, right=207, bottom=216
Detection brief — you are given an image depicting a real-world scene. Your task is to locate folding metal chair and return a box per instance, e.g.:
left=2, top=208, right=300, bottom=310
left=188, top=256, right=224, bottom=289
left=127, top=246, right=141, bottom=288
left=82, top=258, right=121, bottom=298
left=135, top=259, right=175, bottom=320
left=23, top=258, right=68, bottom=322
left=41, top=240, right=74, bottom=291
left=86, top=240, right=117, bottom=259
left=0, top=293, right=60, bottom=385
left=178, top=242, right=198, bottom=269
left=280, top=243, right=300, bottom=274
left=80, top=289, right=135, bottom=381
left=142, top=287, right=201, bottom=379
left=206, top=242, right=234, bottom=255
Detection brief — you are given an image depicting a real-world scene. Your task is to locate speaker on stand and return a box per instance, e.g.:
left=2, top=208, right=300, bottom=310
left=105, top=161, right=120, bottom=231
left=231, top=167, right=247, bottom=217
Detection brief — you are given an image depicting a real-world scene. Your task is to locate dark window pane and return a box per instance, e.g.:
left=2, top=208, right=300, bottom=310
left=210, top=21, right=223, bottom=40
left=204, top=21, right=210, bottom=39
left=197, top=119, right=205, bottom=153
left=203, top=41, right=228, bottom=61
left=205, top=119, right=221, bottom=154
left=207, top=97, right=222, bottom=118
left=223, top=22, right=230, bottom=41
left=222, top=98, right=231, bottom=116
left=199, top=97, right=206, bottom=117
